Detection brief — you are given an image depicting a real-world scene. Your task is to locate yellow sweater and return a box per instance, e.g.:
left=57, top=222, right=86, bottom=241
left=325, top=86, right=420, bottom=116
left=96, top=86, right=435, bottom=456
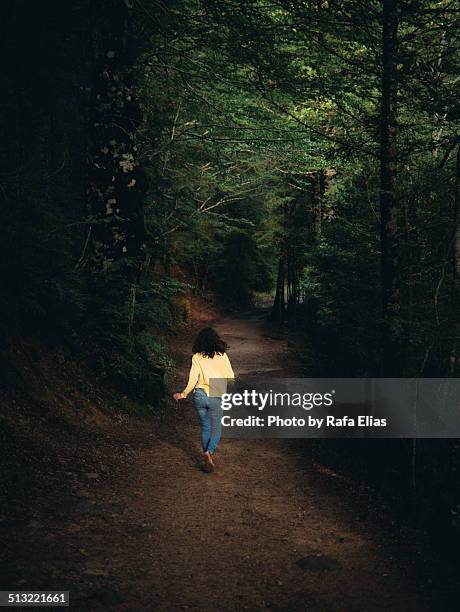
left=181, top=352, right=235, bottom=397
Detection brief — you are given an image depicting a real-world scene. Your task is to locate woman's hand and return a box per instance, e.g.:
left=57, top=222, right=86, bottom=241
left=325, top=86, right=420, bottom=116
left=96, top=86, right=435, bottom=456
left=173, top=392, right=185, bottom=401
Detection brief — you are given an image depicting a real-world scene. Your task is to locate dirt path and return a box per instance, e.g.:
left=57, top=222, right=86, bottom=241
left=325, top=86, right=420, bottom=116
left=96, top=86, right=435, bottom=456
left=67, top=310, right=439, bottom=611
left=15, top=310, right=451, bottom=610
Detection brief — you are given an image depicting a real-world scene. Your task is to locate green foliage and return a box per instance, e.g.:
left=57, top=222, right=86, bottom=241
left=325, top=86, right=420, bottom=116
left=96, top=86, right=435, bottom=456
left=136, top=333, right=175, bottom=386
left=78, top=259, right=184, bottom=402
left=105, top=349, right=164, bottom=406
left=299, top=168, right=382, bottom=375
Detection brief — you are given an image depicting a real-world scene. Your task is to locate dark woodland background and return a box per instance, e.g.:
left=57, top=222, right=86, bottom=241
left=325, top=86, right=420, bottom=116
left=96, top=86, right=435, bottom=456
left=1, top=0, right=460, bottom=552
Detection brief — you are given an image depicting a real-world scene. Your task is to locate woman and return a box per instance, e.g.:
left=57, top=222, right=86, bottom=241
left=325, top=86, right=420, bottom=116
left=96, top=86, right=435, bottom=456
left=173, top=327, right=235, bottom=472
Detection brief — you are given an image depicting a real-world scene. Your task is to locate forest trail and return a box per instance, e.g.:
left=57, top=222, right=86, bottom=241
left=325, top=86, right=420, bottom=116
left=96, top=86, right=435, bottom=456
left=67, top=309, right=436, bottom=612
left=19, top=310, right=446, bottom=611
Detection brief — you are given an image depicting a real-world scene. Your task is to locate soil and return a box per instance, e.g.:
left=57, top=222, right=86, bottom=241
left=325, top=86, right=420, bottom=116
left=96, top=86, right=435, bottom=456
left=1, top=309, right=457, bottom=611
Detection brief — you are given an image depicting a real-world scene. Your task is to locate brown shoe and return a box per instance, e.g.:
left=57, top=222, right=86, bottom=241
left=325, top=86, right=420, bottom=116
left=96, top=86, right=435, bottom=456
left=203, top=451, right=214, bottom=473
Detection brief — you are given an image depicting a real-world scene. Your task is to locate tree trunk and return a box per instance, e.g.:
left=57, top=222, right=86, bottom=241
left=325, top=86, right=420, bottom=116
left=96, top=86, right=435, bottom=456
left=286, top=252, right=299, bottom=322
left=454, top=144, right=460, bottom=287
left=314, top=170, right=325, bottom=241
left=380, top=0, right=400, bottom=375
left=450, top=143, right=460, bottom=373
left=88, top=0, right=147, bottom=269
left=271, top=256, right=286, bottom=321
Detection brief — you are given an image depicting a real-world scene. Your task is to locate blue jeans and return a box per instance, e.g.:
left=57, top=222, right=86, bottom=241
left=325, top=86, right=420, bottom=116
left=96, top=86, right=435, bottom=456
left=192, top=388, right=223, bottom=454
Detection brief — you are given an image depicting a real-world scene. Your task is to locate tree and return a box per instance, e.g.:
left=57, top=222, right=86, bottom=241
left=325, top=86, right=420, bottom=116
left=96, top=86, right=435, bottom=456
left=380, top=0, right=401, bottom=374
left=88, top=0, right=148, bottom=269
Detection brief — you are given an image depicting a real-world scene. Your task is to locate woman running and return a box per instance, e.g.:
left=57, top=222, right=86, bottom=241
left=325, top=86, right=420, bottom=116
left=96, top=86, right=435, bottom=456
left=173, top=327, right=235, bottom=472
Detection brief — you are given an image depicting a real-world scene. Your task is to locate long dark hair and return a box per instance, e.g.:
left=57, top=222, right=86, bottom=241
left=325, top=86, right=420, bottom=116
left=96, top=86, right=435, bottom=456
left=192, top=327, right=228, bottom=359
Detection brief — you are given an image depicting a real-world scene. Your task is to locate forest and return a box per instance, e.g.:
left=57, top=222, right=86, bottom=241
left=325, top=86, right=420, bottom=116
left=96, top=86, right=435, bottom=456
left=1, top=0, right=460, bottom=609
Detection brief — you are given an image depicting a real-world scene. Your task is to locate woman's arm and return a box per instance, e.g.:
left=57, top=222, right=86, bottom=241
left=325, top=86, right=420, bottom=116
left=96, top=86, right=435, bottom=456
left=173, top=355, right=200, bottom=401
